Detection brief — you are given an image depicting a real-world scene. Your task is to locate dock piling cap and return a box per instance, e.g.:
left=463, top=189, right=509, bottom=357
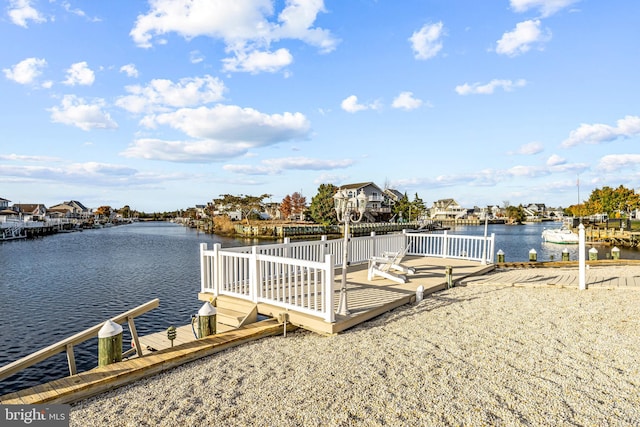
left=198, top=301, right=217, bottom=316
left=98, top=319, right=123, bottom=338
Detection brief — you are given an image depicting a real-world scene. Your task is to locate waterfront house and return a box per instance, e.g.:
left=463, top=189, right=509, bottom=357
left=0, top=197, right=9, bottom=210
left=430, top=199, right=467, bottom=220
left=12, top=203, right=47, bottom=221
left=48, top=200, right=92, bottom=220
left=338, top=182, right=393, bottom=222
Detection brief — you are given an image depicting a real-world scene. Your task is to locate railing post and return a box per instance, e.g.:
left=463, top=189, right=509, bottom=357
left=370, top=231, right=376, bottom=258
left=213, top=243, right=221, bottom=296
left=490, top=233, right=495, bottom=263
left=284, top=237, right=291, bottom=258
left=66, top=344, right=76, bottom=376
left=199, top=243, right=208, bottom=294
left=127, top=316, right=143, bottom=358
left=324, top=254, right=335, bottom=323
left=251, top=246, right=259, bottom=303
left=443, top=230, right=449, bottom=258
left=320, top=235, right=327, bottom=260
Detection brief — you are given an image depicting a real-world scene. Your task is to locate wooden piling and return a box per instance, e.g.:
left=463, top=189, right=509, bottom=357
left=98, top=320, right=123, bottom=367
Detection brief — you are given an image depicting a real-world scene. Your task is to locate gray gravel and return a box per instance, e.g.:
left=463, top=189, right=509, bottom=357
left=70, top=283, right=640, bottom=426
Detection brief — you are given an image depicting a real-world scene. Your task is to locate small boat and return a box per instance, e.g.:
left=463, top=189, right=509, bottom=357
left=541, top=227, right=579, bottom=244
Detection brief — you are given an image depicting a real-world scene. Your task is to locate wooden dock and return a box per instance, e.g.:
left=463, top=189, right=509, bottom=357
left=0, top=256, right=492, bottom=404
left=200, top=256, right=494, bottom=335
left=0, top=320, right=292, bottom=405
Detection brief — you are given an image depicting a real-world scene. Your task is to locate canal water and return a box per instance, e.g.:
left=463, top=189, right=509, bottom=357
left=1, top=221, right=638, bottom=395
left=0, top=221, right=258, bottom=395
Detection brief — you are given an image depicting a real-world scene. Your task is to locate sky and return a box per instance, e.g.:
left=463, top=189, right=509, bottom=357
left=1, top=0, right=639, bottom=213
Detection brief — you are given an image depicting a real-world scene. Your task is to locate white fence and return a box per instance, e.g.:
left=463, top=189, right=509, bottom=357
left=200, top=231, right=494, bottom=323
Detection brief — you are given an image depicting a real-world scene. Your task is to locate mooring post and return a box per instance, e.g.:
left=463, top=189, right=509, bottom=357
left=497, top=249, right=505, bottom=263
left=445, top=266, right=453, bottom=288
left=98, top=319, right=123, bottom=367
left=562, top=248, right=570, bottom=261
left=589, top=247, right=598, bottom=261
left=529, top=249, right=537, bottom=262
left=611, top=246, right=620, bottom=260
left=416, top=285, right=424, bottom=302
left=197, top=302, right=217, bottom=338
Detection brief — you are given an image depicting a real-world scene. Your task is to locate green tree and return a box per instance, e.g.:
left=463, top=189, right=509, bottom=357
left=411, top=193, right=426, bottom=220
left=392, top=193, right=411, bottom=222
left=582, top=185, right=639, bottom=218
left=309, top=184, right=338, bottom=225
left=506, top=205, right=526, bottom=224
left=213, top=194, right=271, bottom=223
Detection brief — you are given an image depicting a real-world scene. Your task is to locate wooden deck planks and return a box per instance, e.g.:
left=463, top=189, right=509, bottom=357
left=0, top=320, right=286, bottom=405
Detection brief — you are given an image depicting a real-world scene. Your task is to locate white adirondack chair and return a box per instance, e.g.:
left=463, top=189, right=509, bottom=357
left=367, top=244, right=416, bottom=284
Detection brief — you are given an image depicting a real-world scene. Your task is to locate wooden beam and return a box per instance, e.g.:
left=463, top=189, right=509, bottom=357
left=0, top=299, right=159, bottom=382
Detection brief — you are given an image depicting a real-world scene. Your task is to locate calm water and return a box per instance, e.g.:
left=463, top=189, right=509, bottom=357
left=1, top=221, right=638, bottom=395
left=0, top=221, right=260, bottom=395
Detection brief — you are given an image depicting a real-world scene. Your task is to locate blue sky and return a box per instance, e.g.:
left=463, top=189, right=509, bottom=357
left=1, top=0, right=639, bottom=212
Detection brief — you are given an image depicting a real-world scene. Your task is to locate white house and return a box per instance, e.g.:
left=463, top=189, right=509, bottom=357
left=430, top=199, right=467, bottom=220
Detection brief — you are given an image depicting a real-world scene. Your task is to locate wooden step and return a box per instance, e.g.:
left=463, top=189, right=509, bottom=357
left=216, top=295, right=256, bottom=312
left=216, top=307, right=248, bottom=328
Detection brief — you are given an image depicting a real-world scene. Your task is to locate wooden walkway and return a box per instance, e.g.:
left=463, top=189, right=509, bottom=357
left=0, top=320, right=292, bottom=405
left=463, top=261, right=640, bottom=289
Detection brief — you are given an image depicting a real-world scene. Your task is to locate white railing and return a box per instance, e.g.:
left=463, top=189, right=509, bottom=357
left=405, top=231, right=495, bottom=263
left=200, top=231, right=494, bottom=323
left=201, top=243, right=335, bottom=322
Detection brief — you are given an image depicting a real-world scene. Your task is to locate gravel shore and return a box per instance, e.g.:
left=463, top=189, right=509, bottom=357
left=70, top=280, right=640, bottom=426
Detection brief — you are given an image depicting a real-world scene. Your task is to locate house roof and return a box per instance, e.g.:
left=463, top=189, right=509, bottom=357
left=0, top=197, right=10, bottom=202
left=0, top=208, right=17, bottom=216
left=384, top=189, right=404, bottom=200
left=339, top=182, right=374, bottom=190
left=13, top=203, right=46, bottom=213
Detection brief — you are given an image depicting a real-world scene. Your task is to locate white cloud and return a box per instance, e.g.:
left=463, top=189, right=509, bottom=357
left=7, top=0, right=46, bottom=27
left=516, top=141, right=544, bottom=155
left=49, top=95, right=118, bottom=131
left=130, top=0, right=338, bottom=74
left=61, top=1, right=101, bottom=22
left=409, top=22, right=444, bottom=60
left=3, top=57, right=47, bottom=85
left=392, top=92, right=423, bottom=111
left=340, top=95, right=380, bottom=113
left=455, top=79, right=526, bottom=95
left=561, top=115, right=640, bottom=147
left=190, top=50, right=204, bottom=64
left=597, top=154, right=640, bottom=172
left=510, top=0, right=579, bottom=17
left=546, top=154, right=566, bottom=166
left=222, top=48, right=293, bottom=73
left=116, top=75, right=226, bottom=114
left=224, top=156, right=353, bottom=175
left=496, top=20, right=551, bottom=57
left=122, top=105, right=311, bottom=162
left=120, top=64, right=139, bottom=78
left=0, top=153, right=62, bottom=162
left=63, top=62, right=95, bottom=86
